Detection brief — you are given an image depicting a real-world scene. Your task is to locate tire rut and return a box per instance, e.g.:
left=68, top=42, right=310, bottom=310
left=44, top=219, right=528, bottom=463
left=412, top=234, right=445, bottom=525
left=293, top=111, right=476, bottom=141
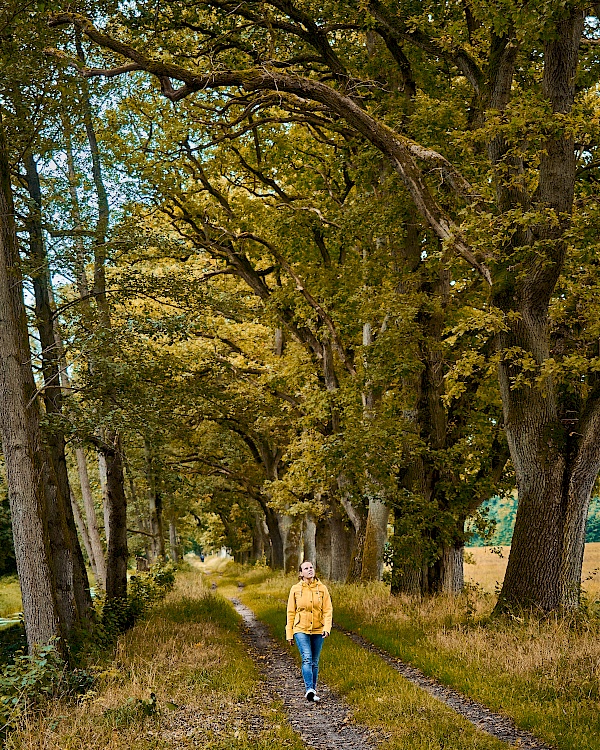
left=230, top=598, right=380, bottom=750
left=333, top=623, right=555, bottom=750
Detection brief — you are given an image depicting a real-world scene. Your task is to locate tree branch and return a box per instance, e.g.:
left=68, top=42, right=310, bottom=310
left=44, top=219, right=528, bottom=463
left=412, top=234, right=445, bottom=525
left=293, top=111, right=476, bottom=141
left=48, top=12, right=491, bottom=284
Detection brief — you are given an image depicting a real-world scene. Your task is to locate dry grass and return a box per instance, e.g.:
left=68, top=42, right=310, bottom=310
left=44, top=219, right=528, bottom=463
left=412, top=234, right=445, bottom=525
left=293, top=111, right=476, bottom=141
left=5, top=569, right=303, bottom=750
left=237, top=573, right=506, bottom=750
left=0, top=575, right=22, bottom=618
left=326, top=575, right=600, bottom=748
left=219, top=552, right=600, bottom=750
left=464, top=542, right=600, bottom=598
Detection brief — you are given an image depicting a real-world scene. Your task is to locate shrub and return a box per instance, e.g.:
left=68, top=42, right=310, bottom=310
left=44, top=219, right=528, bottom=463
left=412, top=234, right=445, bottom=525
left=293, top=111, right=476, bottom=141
left=0, top=641, right=93, bottom=737
left=94, top=562, right=176, bottom=647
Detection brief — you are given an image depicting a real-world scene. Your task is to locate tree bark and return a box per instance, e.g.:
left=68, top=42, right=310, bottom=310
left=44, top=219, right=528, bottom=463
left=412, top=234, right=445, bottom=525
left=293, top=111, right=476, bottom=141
left=168, top=516, right=179, bottom=563
left=71, top=495, right=95, bottom=578
left=260, top=500, right=284, bottom=569
left=74, top=445, right=107, bottom=588
left=303, top=514, right=317, bottom=566
left=440, top=543, right=464, bottom=595
left=98, top=445, right=111, bottom=546
left=360, top=495, right=389, bottom=582
left=359, top=317, right=389, bottom=583
left=315, top=517, right=332, bottom=579
left=102, top=431, right=128, bottom=600
left=251, top=513, right=266, bottom=561
left=279, top=514, right=302, bottom=573
left=144, top=439, right=166, bottom=561
left=330, top=507, right=355, bottom=581
left=0, top=112, right=62, bottom=650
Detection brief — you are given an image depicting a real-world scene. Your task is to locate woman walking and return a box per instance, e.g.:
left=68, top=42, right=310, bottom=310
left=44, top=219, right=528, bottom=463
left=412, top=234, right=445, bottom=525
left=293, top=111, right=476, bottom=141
left=286, top=561, right=333, bottom=702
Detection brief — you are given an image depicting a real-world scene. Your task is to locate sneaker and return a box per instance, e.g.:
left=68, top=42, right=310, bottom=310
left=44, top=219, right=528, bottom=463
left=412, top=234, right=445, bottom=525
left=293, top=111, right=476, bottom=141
left=305, top=689, right=315, bottom=702
left=312, top=693, right=321, bottom=703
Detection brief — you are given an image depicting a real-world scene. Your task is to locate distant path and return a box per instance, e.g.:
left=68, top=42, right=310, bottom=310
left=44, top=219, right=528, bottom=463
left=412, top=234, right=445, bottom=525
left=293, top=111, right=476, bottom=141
left=334, top=624, right=554, bottom=750
left=231, top=598, right=378, bottom=750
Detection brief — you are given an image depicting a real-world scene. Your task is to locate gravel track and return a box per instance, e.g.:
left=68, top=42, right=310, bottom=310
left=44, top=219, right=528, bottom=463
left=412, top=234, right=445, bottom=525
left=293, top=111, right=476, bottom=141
left=334, top=623, right=555, bottom=750
left=231, top=598, right=379, bottom=750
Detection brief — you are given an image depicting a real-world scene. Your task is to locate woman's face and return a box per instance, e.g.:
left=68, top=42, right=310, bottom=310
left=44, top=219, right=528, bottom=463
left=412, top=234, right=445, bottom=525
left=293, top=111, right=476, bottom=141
left=300, top=561, right=315, bottom=580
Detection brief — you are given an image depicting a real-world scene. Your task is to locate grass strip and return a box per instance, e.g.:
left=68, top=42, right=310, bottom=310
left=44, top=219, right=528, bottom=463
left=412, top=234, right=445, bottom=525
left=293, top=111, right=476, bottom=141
left=329, top=582, right=600, bottom=750
left=5, top=568, right=304, bottom=750
left=215, top=569, right=508, bottom=750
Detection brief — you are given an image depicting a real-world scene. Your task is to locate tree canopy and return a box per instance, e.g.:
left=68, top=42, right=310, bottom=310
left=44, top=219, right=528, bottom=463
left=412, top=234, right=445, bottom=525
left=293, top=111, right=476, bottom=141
left=2, top=2, right=600, bottom=654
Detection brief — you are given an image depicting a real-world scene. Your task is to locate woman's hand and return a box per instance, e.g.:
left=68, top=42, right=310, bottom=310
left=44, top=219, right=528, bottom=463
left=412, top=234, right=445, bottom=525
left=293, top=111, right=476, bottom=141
left=322, top=631, right=329, bottom=638
left=288, top=638, right=294, bottom=645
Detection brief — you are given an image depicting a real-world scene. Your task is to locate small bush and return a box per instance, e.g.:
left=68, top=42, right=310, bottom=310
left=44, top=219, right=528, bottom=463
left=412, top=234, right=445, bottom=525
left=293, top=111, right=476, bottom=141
left=102, top=692, right=158, bottom=729
left=0, top=641, right=93, bottom=737
left=94, top=562, right=177, bottom=647
left=0, top=622, right=26, bottom=666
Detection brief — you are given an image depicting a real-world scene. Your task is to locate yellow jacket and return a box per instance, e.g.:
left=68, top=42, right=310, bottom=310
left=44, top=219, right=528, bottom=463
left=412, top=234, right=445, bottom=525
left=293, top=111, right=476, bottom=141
left=286, top=578, right=333, bottom=640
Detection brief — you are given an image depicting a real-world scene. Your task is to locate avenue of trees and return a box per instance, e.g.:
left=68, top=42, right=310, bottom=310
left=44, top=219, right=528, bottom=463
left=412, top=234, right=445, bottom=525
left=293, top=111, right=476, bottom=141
left=2, top=0, right=600, bottom=656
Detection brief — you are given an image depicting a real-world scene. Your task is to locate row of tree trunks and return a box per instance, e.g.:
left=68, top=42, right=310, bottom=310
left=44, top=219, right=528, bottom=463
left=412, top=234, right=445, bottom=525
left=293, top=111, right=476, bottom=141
left=24, top=150, right=94, bottom=633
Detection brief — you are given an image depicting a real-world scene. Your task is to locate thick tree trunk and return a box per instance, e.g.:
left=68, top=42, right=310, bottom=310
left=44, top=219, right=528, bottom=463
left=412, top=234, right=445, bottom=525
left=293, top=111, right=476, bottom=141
left=496, top=380, right=567, bottom=610
left=440, top=543, right=465, bottom=595
left=391, top=565, right=424, bottom=597
left=251, top=513, right=266, bottom=561
left=360, top=495, right=389, bottom=582
left=0, top=116, right=62, bottom=650
left=102, top=431, right=128, bottom=600
left=491, top=9, right=588, bottom=612
left=280, top=514, right=302, bottom=573
left=330, top=509, right=355, bottom=581
left=303, top=515, right=317, bottom=566
left=315, top=517, right=332, bottom=579
left=260, top=500, right=284, bottom=569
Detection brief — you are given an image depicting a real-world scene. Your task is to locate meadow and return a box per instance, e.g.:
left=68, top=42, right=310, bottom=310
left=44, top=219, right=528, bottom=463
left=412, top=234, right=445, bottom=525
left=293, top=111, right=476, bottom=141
left=464, top=541, right=600, bottom=597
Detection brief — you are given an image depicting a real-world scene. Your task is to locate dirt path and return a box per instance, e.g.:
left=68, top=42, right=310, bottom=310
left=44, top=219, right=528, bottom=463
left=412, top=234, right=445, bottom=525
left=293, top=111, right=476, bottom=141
left=334, top=624, right=554, bottom=750
left=231, top=598, right=379, bottom=750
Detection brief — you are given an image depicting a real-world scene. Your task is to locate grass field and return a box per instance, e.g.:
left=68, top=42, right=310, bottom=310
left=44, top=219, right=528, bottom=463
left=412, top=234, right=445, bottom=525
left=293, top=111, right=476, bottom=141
left=211, top=563, right=507, bottom=750
left=464, top=542, right=600, bottom=598
left=4, top=556, right=600, bottom=750
left=0, top=575, right=22, bottom=619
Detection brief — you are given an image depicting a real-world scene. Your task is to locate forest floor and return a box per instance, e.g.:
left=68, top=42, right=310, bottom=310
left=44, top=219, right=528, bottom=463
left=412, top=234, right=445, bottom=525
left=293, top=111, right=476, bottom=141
left=4, top=556, right=600, bottom=750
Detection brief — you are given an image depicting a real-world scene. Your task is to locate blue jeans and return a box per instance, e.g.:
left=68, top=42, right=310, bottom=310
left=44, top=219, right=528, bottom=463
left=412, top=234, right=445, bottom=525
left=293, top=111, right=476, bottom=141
left=294, top=632, right=324, bottom=691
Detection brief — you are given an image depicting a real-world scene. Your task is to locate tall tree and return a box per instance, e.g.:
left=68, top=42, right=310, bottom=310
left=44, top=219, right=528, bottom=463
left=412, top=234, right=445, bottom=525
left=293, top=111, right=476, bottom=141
left=0, top=110, right=62, bottom=650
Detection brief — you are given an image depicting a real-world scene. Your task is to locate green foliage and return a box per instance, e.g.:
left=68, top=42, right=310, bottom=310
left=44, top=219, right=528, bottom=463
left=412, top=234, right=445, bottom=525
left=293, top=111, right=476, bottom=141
left=94, top=562, right=176, bottom=647
left=0, top=623, right=26, bottom=667
left=0, top=642, right=93, bottom=737
left=102, top=692, right=158, bottom=729
left=468, top=496, right=600, bottom=546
